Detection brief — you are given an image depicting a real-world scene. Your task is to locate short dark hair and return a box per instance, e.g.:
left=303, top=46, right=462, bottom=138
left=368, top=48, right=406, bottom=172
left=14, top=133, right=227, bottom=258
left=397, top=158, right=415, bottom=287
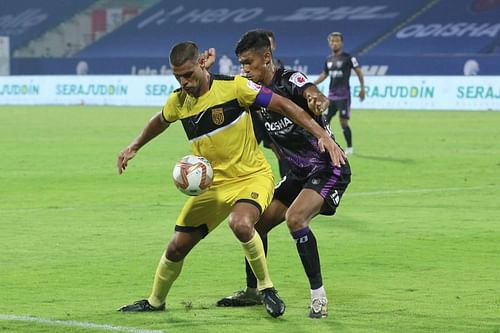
left=261, top=29, right=275, bottom=43
left=328, top=32, right=343, bottom=41
left=235, top=30, right=271, bottom=56
left=169, top=41, right=199, bottom=66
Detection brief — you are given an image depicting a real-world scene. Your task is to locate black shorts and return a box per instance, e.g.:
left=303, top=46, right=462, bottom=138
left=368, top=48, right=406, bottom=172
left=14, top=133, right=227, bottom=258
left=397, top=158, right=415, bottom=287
left=325, top=98, right=351, bottom=122
left=274, top=162, right=351, bottom=216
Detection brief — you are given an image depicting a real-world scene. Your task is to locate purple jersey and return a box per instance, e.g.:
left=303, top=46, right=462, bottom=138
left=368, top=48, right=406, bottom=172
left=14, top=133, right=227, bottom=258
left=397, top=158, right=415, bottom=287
left=254, top=68, right=341, bottom=179
left=322, top=52, right=359, bottom=100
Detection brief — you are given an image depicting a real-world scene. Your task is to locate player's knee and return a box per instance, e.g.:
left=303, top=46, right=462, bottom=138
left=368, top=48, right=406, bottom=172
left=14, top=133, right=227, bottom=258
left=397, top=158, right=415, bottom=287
left=285, top=210, right=308, bottom=231
left=228, top=215, right=254, bottom=242
left=166, top=241, right=188, bottom=262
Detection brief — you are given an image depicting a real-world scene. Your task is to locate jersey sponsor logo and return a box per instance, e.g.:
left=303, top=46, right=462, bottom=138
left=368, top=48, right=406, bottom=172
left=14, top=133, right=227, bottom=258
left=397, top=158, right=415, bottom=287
left=330, top=70, right=344, bottom=78
left=211, top=107, right=224, bottom=125
left=246, top=79, right=262, bottom=91
left=264, top=117, right=294, bottom=132
left=289, top=72, right=309, bottom=87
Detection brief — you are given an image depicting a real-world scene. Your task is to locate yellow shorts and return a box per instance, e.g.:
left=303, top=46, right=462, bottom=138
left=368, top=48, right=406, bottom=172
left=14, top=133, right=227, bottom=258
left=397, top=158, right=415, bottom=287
left=175, top=172, right=274, bottom=236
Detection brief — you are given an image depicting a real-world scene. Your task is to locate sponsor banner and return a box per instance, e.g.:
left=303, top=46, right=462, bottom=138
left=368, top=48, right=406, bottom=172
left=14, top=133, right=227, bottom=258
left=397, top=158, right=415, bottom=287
left=315, top=76, right=500, bottom=110
left=0, top=75, right=498, bottom=110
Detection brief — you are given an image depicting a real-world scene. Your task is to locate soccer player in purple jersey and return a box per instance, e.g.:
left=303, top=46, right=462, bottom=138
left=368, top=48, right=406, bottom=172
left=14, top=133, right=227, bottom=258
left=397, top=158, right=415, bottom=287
left=216, top=30, right=351, bottom=318
left=314, top=32, right=365, bottom=155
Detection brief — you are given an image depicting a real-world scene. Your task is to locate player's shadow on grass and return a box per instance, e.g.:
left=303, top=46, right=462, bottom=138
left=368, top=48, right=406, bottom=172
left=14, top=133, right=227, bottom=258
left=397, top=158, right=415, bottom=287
left=353, top=153, right=415, bottom=164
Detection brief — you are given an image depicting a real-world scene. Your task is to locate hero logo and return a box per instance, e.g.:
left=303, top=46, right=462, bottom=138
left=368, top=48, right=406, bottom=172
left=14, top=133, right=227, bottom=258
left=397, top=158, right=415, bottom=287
left=0, top=9, right=48, bottom=35
left=138, top=5, right=399, bottom=28
left=396, top=23, right=500, bottom=38
left=289, top=72, right=309, bottom=87
left=138, top=5, right=263, bottom=27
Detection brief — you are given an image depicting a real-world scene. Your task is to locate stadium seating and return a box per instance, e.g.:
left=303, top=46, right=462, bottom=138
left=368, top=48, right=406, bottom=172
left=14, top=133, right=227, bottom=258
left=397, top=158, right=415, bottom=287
left=0, top=0, right=97, bottom=51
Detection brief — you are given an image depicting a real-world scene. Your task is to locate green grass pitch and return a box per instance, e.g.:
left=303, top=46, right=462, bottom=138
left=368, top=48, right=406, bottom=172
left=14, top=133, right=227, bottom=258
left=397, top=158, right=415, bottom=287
left=0, top=106, right=499, bottom=333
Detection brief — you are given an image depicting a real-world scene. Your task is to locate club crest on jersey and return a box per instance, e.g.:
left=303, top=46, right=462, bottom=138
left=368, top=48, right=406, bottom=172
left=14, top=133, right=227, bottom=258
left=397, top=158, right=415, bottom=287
left=336, top=60, right=343, bottom=68
left=327, top=61, right=333, bottom=69
left=251, top=192, right=259, bottom=199
left=211, top=108, right=224, bottom=125
left=289, top=72, right=309, bottom=87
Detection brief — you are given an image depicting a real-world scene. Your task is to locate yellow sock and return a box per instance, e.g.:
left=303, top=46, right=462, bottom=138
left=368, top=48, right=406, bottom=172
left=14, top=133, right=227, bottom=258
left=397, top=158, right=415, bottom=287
left=241, top=232, right=273, bottom=291
left=147, top=253, right=183, bottom=307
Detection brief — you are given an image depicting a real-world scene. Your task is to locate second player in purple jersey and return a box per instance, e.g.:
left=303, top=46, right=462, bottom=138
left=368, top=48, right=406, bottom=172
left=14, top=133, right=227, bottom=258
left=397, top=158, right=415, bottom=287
left=315, top=32, right=365, bottom=155
left=216, top=30, right=350, bottom=319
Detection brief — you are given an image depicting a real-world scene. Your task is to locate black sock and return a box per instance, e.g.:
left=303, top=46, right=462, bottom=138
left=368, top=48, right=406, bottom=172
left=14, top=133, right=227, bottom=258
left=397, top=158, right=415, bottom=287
left=342, top=125, right=352, bottom=147
left=291, top=227, right=323, bottom=289
left=245, top=234, right=268, bottom=288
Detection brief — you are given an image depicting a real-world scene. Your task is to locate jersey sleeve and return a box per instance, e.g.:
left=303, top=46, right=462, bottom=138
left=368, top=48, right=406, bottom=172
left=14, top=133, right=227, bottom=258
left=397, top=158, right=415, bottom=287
left=350, top=56, right=360, bottom=69
left=322, top=59, right=329, bottom=75
left=161, top=91, right=181, bottom=123
left=283, top=70, right=314, bottom=97
left=235, top=75, right=273, bottom=108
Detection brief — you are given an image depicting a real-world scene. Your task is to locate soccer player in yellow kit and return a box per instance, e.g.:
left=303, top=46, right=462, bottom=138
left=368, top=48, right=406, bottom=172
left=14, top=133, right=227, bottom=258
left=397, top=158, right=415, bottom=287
left=116, top=41, right=342, bottom=318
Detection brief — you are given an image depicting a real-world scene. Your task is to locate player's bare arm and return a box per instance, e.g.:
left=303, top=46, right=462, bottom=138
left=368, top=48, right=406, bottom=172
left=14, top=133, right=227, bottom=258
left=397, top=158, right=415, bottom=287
left=354, top=67, right=365, bottom=101
left=313, top=71, right=328, bottom=85
left=117, top=112, right=170, bottom=174
left=267, top=93, right=346, bottom=167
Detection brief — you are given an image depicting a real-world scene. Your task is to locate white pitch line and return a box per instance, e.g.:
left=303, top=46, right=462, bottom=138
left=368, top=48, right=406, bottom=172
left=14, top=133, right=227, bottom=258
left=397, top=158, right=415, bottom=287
left=0, top=314, right=165, bottom=333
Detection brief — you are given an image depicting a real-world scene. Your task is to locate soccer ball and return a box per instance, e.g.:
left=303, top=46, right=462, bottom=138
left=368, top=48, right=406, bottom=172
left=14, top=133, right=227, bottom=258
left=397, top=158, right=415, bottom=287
left=172, top=155, right=213, bottom=196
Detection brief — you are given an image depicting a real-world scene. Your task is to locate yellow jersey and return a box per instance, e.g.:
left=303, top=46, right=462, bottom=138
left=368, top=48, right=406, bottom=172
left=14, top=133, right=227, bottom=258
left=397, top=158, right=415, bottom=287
left=162, top=74, right=272, bottom=185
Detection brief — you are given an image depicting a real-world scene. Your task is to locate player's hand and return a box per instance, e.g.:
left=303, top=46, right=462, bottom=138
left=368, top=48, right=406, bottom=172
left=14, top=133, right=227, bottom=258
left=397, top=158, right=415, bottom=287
left=358, top=89, right=366, bottom=101
left=203, top=48, right=216, bottom=70
left=307, top=92, right=329, bottom=116
left=318, top=135, right=346, bottom=167
left=117, top=145, right=138, bottom=174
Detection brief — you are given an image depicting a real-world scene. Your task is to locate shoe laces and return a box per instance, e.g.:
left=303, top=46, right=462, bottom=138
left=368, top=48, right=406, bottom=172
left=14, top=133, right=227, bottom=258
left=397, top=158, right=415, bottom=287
left=310, top=297, right=327, bottom=312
